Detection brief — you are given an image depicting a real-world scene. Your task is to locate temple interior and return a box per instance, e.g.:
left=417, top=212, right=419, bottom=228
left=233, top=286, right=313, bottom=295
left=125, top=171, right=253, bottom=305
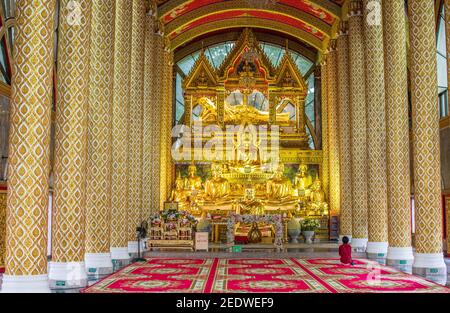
left=0, top=0, right=449, bottom=293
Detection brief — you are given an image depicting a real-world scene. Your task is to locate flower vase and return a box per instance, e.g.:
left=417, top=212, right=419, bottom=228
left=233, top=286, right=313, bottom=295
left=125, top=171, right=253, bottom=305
left=302, top=231, right=315, bottom=244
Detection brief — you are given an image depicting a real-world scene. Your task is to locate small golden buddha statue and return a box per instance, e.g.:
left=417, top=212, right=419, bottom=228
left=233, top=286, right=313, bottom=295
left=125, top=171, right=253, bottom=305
left=266, top=163, right=294, bottom=203
left=294, top=164, right=312, bottom=197
left=308, top=179, right=329, bottom=216
left=238, top=188, right=265, bottom=215
left=204, top=163, right=231, bottom=202
left=186, top=163, right=203, bottom=194
left=170, top=172, right=189, bottom=210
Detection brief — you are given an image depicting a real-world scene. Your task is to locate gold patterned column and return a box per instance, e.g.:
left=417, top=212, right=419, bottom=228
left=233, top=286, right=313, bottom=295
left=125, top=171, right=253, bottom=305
left=320, top=59, right=329, bottom=200
left=337, top=21, right=352, bottom=239
left=159, top=42, right=174, bottom=209
left=84, top=0, right=115, bottom=273
left=363, top=0, right=388, bottom=260
left=445, top=0, right=450, bottom=259
left=0, top=189, right=6, bottom=270
left=348, top=0, right=368, bottom=250
left=327, top=40, right=340, bottom=220
left=110, top=0, right=131, bottom=261
left=2, top=0, right=56, bottom=292
left=143, top=9, right=155, bottom=219
left=150, top=32, right=163, bottom=213
left=408, top=0, right=447, bottom=284
left=49, top=0, right=91, bottom=288
left=383, top=0, right=413, bottom=270
left=127, top=0, right=146, bottom=250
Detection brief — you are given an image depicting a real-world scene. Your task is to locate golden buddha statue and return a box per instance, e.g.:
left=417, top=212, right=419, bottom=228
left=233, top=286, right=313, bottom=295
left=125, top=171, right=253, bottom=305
left=204, top=163, right=231, bottom=202
left=266, top=163, right=294, bottom=204
left=170, top=172, right=189, bottom=210
left=308, top=179, right=329, bottom=216
left=294, top=164, right=312, bottom=197
left=238, top=188, right=265, bottom=215
left=186, top=163, right=203, bottom=194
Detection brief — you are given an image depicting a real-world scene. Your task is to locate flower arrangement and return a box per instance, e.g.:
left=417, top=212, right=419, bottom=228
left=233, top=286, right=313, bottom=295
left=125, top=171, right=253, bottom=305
left=301, top=219, right=321, bottom=232
left=150, top=210, right=197, bottom=226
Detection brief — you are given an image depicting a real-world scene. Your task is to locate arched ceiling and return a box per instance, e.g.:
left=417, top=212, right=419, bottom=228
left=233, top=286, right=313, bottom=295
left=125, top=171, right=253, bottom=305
left=156, top=0, right=345, bottom=53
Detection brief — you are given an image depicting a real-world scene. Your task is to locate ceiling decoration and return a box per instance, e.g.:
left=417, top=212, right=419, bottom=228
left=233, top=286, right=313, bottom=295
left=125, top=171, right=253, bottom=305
left=156, top=0, right=344, bottom=52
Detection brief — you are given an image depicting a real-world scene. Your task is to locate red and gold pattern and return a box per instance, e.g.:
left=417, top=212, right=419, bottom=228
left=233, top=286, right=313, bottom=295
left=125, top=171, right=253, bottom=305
left=160, top=0, right=336, bottom=25
left=82, top=258, right=450, bottom=293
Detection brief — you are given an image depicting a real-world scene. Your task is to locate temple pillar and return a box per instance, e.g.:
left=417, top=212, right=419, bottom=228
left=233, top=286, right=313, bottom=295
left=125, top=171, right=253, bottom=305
left=348, top=0, right=368, bottom=251
left=320, top=60, right=329, bottom=200
left=408, top=0, right=447, bottom=285
left=383, top=0, right=414, bottom=272
left=84, top=0, right=115, bottom=276
left=445, top=0, right=450, bottom=259
left=326, top=40, right=340, bottom=220
left=127, top=0, right=146, bottom=255
left=1, top=0, right=56, bottom=293
left=363, top=0, right=389, bottom=263
left=150, top=32, right=164, bottom=213
left=143, top=8, right=156, bottom=219
left=159, top=42, right=175, bottom=209
left=49, top=0, right=91, bottom=289
left=336, top=21, right=352, bottom=241
left=109, top=0, right=131, bottom=265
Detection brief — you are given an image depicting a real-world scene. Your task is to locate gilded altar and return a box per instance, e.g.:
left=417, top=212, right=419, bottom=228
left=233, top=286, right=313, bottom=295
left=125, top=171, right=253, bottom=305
left=167, top=29, right=329, bottom=242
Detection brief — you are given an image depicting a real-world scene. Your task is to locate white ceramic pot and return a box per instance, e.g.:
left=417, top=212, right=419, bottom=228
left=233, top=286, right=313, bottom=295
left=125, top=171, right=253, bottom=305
left=302, top=231, right=315, bottom=244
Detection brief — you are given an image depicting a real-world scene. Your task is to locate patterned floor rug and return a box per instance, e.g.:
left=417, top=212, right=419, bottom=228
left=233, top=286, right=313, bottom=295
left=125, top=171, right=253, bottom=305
left=81, top=258, right=450, bottom=293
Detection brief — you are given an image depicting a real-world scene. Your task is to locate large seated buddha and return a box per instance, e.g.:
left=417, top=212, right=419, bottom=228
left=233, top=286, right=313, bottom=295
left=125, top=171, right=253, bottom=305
left=266, top=163, right=295, bottom=205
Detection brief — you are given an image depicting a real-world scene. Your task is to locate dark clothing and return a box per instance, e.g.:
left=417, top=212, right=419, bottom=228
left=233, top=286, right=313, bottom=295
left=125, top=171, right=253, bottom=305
left=339, top=244, right=353, bottom=265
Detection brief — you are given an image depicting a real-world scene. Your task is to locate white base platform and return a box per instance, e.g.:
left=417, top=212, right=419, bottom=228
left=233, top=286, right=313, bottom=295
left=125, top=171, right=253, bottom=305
left=366, top=242, right=389, bottom=254
left=387, top=246, right=414, bottom=261
left=111, top=247, right=130, bottom=260
left=413, top=253, right=446, bottom=269
left=1, top=274, right=51, bottom=293
left=48, top=261, right=87, bottom=289
left=85, top=252, right=113, bottom=275
left=351, top=238, right=368, bottom=251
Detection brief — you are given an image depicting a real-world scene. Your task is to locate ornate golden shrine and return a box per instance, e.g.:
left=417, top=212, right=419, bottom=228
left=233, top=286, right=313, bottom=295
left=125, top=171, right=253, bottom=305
left=168, top=29, right=328, bottom=242
left=182, top=28, right=309, bottom=149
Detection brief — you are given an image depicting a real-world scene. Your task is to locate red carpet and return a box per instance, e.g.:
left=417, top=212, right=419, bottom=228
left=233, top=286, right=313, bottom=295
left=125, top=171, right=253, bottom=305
left=82, top=258, right=450, bottom=293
